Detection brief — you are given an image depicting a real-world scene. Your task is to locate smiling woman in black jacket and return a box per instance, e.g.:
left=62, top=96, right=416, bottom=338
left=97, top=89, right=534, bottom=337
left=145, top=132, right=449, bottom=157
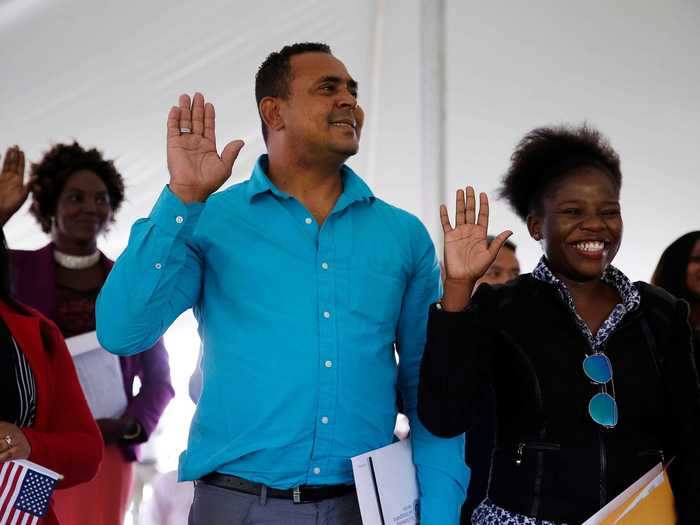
left=418, top=125, right=700, bottom=525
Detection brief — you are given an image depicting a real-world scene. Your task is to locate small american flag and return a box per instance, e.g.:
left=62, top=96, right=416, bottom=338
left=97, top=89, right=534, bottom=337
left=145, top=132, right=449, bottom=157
left=0, top=460, right=61, bottom=525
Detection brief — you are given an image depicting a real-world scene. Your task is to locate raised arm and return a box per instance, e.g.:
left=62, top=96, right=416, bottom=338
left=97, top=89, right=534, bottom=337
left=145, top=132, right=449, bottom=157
left=419, top=187, right=511, bottom=437
left=96, top=93, right=244, bottom=355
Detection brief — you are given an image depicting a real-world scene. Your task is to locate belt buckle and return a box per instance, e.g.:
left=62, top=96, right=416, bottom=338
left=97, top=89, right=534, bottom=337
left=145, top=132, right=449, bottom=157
left=292, top=486, right=302, bottom=504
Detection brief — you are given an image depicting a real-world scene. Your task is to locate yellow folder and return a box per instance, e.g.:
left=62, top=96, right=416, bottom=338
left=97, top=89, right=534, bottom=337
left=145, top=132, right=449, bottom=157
left=582, top=462, right=676, bottom=525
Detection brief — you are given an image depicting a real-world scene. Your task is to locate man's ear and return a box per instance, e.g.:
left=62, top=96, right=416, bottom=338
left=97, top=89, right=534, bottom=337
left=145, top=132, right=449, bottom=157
left=259, top=97, right=285, bottom=134
left=527, top=214, right=542, bottom=241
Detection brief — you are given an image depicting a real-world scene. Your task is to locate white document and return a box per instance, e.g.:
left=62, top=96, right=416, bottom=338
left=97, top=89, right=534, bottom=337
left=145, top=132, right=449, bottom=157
left=351, top=439, right=419, bottom=525
left=65, top=331, right=128, bottom=419
left=65, top=330, right=102, bottom=358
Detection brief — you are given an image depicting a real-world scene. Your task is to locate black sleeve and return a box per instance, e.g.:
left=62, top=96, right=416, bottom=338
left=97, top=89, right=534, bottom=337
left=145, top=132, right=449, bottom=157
left=0, top=316, right=21, bottom=424
left=662, top=299, right=700, bottom=524
left=417, top=286, right=498, bottom=438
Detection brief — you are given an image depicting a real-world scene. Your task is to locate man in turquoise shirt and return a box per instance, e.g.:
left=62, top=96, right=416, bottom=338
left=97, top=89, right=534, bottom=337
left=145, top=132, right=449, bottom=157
left=97, top=42, right=467, bottom=523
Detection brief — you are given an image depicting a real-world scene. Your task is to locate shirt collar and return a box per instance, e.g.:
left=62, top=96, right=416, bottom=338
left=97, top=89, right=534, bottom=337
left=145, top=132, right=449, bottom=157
left=533, top=256, right=641, bottom=313
left=246, top=154, right=374, bottom=208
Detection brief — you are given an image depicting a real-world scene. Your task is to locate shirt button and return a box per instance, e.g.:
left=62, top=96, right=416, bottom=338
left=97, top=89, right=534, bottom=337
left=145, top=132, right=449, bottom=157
left=154, top=263, right=162, bottom=270
left=175, top=215, right=184, bottom=224
left=321, top=416, right=329, bottom=424
left=323, top=311, right=331, bottom=319
left=324, top=360, right=333, bottom=368
left=313, top=467, right=321, bottom=475
left=305, top=217, right=313, bottom=224
left=321, top=262, right=329, bottom=270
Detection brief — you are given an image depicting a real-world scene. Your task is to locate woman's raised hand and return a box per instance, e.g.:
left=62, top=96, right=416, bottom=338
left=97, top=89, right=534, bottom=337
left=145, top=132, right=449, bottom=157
left=0, top=146, right=32, bottom=226
left=440, top=187, right=512, bottom=310
left=167, top=92, right=245, bottom=203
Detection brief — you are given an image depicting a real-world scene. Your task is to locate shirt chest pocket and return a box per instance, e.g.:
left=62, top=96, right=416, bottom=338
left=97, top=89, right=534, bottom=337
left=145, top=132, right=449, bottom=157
left=349, top=262, right=406, bottom=327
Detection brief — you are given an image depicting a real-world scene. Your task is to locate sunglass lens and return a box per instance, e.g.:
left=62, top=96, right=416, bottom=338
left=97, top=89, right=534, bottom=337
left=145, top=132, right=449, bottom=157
left=583, top=354, right=613, bottom=384
left=589, top=392, right=618, bottom=428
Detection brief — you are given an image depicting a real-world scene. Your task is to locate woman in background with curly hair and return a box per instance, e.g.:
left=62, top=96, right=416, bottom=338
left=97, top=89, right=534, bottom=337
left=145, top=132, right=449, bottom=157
left=0, top=143, right=174, bottom=525
left=652, top=231, right=700, bottom=343
left=418, top=125, right=700, bottom=524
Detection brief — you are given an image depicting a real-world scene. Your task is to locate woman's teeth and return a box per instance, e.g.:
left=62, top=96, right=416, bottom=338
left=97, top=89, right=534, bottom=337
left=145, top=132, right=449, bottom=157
left=575, top=241, right=605, bottom=252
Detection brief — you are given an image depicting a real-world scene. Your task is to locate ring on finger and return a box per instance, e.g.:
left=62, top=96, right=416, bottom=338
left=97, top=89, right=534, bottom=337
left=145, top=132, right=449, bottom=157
left=179, top=127, right=192, bottom=134
left=3, top=434, right=12, bottom=447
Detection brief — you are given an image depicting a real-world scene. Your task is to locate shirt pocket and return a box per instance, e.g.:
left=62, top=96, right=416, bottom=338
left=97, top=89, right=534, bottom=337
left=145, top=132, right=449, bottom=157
left=350, top=262, right=406, bottom=328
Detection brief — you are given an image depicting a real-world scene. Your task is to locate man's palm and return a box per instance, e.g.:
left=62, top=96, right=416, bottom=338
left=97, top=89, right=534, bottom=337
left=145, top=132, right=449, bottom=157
left=168, top=134, right=229, bottom=196
left=166, top=93, right=244, bottom=203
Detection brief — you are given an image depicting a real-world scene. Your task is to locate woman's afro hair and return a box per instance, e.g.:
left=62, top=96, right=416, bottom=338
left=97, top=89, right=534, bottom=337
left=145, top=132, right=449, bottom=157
left=499, top=124, right=621, bottom=221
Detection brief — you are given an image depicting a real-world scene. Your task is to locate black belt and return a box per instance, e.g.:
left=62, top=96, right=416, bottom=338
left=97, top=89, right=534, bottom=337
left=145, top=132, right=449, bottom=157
left=198, top=472, right=356, bottom=504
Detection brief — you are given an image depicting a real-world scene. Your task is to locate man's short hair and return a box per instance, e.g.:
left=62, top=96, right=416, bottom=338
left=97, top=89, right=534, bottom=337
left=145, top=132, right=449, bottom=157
left=255, top=42, right=332, bottom=142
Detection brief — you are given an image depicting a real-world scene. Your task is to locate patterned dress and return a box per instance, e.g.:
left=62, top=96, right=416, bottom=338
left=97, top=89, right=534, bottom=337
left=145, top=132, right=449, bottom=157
left=471, top=257, right=640, bottom=525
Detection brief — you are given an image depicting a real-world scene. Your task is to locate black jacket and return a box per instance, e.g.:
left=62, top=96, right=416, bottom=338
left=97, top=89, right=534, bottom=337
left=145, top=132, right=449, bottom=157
left=418, top=275, right=700, bottom=524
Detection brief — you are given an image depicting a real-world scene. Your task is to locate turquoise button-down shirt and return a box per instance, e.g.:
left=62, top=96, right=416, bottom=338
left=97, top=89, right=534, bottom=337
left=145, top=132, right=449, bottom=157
left=96, top=156, right=468, bottom=523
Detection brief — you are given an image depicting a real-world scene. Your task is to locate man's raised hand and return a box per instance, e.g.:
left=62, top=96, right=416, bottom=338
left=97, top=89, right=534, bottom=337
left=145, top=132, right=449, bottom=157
left=167, top=93, right=245, bottom=203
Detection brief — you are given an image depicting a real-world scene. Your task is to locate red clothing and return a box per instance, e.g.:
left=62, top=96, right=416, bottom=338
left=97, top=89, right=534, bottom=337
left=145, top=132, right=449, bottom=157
left=52, top=444, right=133, bottom=525
left=11, top=243, right=174, bottom=462
left=0, top=300, right=103, bottom=525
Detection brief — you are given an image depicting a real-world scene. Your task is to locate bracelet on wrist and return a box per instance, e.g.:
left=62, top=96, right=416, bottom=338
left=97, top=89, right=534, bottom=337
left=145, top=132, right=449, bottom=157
left=121, top=420, right=142, bottom=441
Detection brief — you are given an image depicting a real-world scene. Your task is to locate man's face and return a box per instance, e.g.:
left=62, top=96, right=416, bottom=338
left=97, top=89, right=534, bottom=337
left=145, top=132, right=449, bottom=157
left=475, top=246, right=520, bottom=289
left=279, top=52, right=364, bottom=158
